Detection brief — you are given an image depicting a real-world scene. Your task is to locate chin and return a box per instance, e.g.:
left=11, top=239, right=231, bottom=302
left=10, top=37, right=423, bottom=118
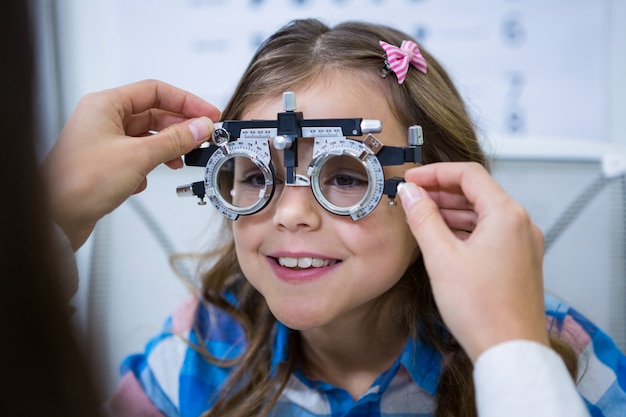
left=268, top=303, right=333, bottom=331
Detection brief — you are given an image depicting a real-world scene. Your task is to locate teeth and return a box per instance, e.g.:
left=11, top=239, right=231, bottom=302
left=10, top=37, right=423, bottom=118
left=278, top=257, right=334, bottom=269
left=311, top=258, right=325, bottom=267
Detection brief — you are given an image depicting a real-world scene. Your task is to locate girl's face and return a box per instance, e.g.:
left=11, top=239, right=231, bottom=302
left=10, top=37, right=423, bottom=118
left=232, top=74, right=420, bottom=331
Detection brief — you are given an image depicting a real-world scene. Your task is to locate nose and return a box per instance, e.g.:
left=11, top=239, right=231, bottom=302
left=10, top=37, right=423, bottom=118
left=272, top=183, right=322, bottom=232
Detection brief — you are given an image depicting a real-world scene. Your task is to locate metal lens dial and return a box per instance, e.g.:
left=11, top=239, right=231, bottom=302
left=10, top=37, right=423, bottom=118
left=308, top=137, right=385, bottom=220
left=205, top=139, right=274, bottom=220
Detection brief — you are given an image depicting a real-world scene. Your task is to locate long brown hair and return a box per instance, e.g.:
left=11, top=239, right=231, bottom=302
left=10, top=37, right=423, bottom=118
left=193, top=19, right=576, bottom=417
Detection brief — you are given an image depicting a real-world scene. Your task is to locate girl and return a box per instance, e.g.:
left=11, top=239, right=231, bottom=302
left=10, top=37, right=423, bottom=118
left=110, top=19, right=623, bottom=417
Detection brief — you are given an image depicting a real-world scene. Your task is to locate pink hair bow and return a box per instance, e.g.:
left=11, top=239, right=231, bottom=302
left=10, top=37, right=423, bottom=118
left=379, top=40, right=427, bottom=84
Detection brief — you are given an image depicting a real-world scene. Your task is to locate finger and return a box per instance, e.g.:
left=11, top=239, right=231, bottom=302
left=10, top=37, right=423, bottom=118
left=397, top=182, right=459, bottom=260
left=164, top=158, right=184, bottom=170
left=532, top=224, right=545, bottom=259
left=405, top=162, right=508, bottom=217
left=109, top=79, right=221, bottom=121
left=133, top=178, right=148, bottom=195
left=135, top=117, right=214, bottom=168
left=439, top=208, right=477, bottom=233
left=427, top=189, right=473, bottom=211
left=124, top=109, right=190, bottom=137
left=452, top=230, right=472, bottom=241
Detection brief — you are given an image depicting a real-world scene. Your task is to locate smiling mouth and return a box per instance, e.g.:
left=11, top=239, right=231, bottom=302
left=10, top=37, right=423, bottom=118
left=277, top=257, right=338, bottom=269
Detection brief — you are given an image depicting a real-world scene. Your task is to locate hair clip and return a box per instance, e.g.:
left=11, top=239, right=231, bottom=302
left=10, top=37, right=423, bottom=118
left=378, top=60, right=393, bottom=79
left=379, top=40, right=427, bottom=84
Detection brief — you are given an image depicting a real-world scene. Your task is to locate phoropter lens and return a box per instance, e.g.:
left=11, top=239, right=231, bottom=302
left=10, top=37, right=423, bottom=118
left=317, top=154, right=369, bottom=208
left=213, top=154, right=274, bottom=214
left=308, top=137, right=385, bottom=220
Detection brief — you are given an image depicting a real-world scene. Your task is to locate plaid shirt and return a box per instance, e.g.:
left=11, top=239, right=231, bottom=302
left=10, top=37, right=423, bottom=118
left=110, top=294, right=626, bottom=417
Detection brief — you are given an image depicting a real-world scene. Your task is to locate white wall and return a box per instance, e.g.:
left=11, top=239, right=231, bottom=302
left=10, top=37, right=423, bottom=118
left=609, top=0, right=626, bottom=145
left=54, top=0, right=623, bottom=142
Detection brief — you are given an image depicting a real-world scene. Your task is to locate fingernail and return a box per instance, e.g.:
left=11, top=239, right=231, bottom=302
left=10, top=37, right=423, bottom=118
left=397, top=182, right=424, bottom=211
left=188, top=117, right=212, bottom=143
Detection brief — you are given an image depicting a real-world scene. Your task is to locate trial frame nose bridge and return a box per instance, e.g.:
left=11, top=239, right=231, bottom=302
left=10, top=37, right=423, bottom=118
left=287, top=174, right=312, bottom=187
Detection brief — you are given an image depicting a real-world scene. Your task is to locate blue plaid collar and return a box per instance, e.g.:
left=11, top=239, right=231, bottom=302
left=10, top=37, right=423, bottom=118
left=270, top=321, right=441, bottom=395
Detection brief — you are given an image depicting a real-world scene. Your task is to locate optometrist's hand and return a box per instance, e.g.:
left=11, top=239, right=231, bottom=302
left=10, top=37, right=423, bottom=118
left=397, top=162, right=548, bottom=362
left=43, top=79, right=221, bottom=251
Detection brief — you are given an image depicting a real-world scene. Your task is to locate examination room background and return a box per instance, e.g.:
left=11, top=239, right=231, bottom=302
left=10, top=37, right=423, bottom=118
left=31, top=0, right=626, bottom=399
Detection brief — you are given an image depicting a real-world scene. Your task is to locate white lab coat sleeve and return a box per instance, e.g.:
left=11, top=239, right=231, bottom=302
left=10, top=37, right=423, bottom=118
left=473, top=340, right=589, bottom=417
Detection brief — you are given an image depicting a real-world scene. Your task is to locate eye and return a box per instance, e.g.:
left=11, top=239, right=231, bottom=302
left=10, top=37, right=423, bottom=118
left=238, top=171, right=266, bottom=187
left=327, top=171, right=367, bottom=189
left=232, top=156, right=266, bottom=188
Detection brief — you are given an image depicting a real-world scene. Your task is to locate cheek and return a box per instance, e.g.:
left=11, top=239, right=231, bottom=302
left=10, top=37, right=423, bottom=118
left=392, top=212, right=421, bottom=259
left=231, top=211, right=268, bottom=243
left=231, top=219, right=260, bottom=264
left=348, top=205, right=420, bottom=266
left=232, top=221, right=264, bottom=292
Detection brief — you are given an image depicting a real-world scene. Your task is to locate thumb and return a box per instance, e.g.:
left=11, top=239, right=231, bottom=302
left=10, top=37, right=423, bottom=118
left=146, top=116, right=214, bottom=166
left=397, top=182, right=458, bottom=260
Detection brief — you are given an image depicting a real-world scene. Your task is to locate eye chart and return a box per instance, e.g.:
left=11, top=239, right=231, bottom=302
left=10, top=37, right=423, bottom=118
left=61, top=0, right=609, bottom=141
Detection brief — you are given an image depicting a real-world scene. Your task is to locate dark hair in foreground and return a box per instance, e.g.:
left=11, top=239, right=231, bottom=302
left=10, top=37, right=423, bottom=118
left=188, top=18, right=577, bottom=417
left=0, top=1, right=102, bottom=416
